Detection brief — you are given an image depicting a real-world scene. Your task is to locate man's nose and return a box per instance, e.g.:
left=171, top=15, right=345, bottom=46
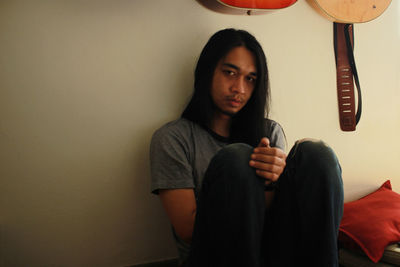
left=231, top=76, right=246, bottom=93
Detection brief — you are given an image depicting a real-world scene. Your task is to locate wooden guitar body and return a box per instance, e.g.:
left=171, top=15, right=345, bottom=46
left=307, top=0, right=392, bottom=23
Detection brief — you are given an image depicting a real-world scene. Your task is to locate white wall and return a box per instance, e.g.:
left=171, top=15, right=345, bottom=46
left=0, top=0, right=399, bottom=266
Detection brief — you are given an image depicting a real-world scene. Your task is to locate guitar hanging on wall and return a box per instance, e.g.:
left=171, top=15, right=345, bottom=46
left=307, top=0, right=392, bottom=131
left=197, top=0, right=297, bottom=15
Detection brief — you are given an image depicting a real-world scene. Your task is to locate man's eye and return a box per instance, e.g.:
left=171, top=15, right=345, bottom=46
left=224, top=70, right=235, bottom=76
left=247, top=76, right=256, bottom=82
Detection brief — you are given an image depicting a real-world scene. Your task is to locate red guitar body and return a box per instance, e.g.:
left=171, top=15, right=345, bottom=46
left=219, top=0, right=297, bottom=10
left=197, top=0, right=297, bottom=15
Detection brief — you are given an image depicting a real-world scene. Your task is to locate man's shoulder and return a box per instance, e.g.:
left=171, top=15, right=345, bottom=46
left=161, top=117, right=194, bottom=130
left=153, top=118, right=196, bottom=138
left=151, top=118, right=207, bottom=148
left=265, top=118, right=276, bottom=126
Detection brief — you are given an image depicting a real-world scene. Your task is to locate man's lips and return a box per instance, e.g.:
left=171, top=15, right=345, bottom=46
left=226, top=96, right=243, bottom=107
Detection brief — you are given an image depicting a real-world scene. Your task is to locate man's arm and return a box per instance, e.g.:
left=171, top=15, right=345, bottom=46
left=159, top=188, right=197, bottom=244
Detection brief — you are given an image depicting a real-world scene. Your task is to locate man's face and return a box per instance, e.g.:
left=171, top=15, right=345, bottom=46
left=210, top=46, right=257, bottom=118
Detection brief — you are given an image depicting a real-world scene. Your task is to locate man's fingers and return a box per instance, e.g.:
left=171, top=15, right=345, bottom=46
left=249, top=159, right=285, bottom=173
left=251, top=139, right=287, bottom=181
left=251, top=153, right=286, bottom=164
left=252, top=147, right=286, bottom=161
left=255, top=169, right=280, bottom=182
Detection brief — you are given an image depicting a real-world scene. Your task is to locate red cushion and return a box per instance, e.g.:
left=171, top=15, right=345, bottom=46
left=339, top=180, right=400, bottom=263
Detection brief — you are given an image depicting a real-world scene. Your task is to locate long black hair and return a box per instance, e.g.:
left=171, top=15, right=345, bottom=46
left=181, top=28, right=271, bottom=147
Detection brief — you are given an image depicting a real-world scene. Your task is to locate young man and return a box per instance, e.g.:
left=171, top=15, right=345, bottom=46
left=150, top=29, right=344, bottom=267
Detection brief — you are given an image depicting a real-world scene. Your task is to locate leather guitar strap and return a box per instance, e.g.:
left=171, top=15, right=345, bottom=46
left=334, top=23, right=362, bottom=131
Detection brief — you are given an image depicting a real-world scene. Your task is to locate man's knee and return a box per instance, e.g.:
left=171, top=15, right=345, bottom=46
left=288, top=138, right=342, bottom=187
left=214, top=143, right=253, bottom=167
left=291, top=139, right=338, bottom=166
left=206, top=143, right=259, bottom=187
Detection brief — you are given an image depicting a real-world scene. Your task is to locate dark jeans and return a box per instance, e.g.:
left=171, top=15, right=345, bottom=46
left=186, top=139, right=344, bottom=267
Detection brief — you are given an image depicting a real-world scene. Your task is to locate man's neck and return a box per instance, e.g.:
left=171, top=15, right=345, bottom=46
left=209, top=112, right=232, bottom=138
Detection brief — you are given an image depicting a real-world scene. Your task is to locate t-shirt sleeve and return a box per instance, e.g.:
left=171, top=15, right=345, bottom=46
left=150, top=125, right=194, bottom=194
left=269, top=120, right=286, bottom=151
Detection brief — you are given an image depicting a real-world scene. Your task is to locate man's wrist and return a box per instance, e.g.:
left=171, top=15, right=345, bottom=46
left=264, top=181, right=277, bottom=191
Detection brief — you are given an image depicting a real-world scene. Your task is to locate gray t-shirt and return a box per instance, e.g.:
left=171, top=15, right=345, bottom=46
left=149, top=117, right=285, bottom=263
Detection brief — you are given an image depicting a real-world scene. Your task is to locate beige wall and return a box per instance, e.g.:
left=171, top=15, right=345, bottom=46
left=0, top=0, right=399, bottom=266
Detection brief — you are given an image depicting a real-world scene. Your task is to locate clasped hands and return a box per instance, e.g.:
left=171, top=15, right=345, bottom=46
left=249, top=137, right=287, bottom=185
